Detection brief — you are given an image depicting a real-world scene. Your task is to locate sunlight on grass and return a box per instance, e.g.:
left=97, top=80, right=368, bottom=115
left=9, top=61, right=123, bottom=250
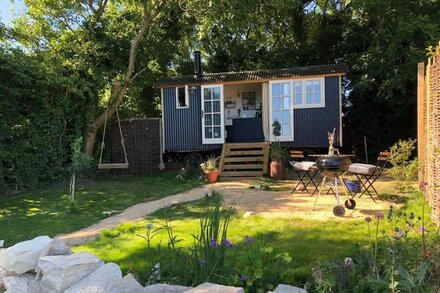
left=0, top=174, right=203, bottom=246
left=76, top=191, right=435, bottom=286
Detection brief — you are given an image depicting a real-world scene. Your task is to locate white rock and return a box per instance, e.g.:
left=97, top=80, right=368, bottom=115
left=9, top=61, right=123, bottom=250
left=0, top=236, right=51, bottom=274
left=2, top=274, right=41, bottom=293
left=184, top=282, right=244, bottom=293
left=144, top=284, right=192, bottom=293
left=271, top=284, right=308, bottom=293
left=38, top=251, right=104, bottom=292
left=39, top=237, right=72, bottom=259
left=243, top=211, right=254, bottom=218
left=0, top=267, right=13, bottom=279
left=0, top=267, right=14, bottom=292
left=64, top=262, right=122, bottom=293
left=111, top=273, right=145, bottom=293
left=36, top=238, right=73, bottom=279
left=0, top=241, right=4, bottom=248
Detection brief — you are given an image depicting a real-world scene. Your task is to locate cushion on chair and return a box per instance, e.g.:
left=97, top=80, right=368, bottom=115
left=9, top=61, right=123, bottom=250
left=348, top=163, right=382, bottom=176
left=290, top=161, right=317, bottom=171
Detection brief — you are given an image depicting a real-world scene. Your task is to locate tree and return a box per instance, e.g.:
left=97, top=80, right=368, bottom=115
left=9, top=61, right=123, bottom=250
left=84, top=1, right=168, bottom=155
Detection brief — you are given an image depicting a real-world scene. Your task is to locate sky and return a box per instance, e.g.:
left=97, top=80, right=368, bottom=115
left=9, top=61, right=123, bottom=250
left=0, top=0, right=27, bottom=26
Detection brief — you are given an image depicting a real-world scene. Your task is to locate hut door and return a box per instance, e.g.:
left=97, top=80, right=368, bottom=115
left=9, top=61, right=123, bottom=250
left=269, top=80, right=294, bottom=141
left=201, top=85, right=225, bottom=144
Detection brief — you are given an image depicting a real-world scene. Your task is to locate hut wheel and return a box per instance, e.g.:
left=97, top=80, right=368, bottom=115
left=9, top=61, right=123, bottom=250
left=185, top=153, right=203, bottom=170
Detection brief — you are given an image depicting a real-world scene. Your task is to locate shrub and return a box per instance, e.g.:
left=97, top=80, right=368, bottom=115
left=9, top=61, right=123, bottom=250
left=387, top=139, right=418, bottom=192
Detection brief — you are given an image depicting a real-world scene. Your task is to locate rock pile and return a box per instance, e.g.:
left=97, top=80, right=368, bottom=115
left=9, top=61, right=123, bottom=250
left=0, top=236, right=306, bottom=293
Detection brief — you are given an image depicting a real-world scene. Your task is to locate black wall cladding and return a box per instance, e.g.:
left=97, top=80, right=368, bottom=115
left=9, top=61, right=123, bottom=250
left=110, top=118, right=161, bottom=175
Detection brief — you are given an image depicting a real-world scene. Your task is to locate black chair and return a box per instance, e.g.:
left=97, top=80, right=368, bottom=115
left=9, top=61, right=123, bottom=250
left=289, top=150, right=318, bottom=195
left=346, top=151, right=390, bottom=202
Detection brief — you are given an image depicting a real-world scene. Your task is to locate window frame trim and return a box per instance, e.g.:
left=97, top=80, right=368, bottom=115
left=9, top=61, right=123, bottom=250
left=292, top=77, right=325, bottom=109
left=176, top=85, right=190, bottom=109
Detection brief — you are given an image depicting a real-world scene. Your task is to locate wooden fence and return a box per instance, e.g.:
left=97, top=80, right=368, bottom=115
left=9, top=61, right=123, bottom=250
left=418, top=43, right=440, bottom=225
left=110, top=118, right=162, bottom=175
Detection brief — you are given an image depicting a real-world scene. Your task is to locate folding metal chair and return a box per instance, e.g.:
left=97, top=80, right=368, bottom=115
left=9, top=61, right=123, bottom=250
left=289, top=150, right=319, bottom=195
left=346, top=151, right=390, bottom=202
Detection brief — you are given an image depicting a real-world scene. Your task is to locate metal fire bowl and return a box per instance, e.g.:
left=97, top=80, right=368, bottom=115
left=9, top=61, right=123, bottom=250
left=316, top=156, right=352, bottom=177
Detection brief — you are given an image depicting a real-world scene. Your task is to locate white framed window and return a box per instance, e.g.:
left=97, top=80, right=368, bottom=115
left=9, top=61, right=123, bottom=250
left=176, top=85, right=189, bottom=108
left=293, top=77, right=325, bottom=108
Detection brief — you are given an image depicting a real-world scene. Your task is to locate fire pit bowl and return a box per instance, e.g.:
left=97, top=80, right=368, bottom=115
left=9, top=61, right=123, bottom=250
left=316, top=156, right=352, bottom=177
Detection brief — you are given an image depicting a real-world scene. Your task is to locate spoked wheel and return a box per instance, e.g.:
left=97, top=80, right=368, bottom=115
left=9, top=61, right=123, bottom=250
left=333, top=206, right=345, bottom=217
left=344, top=199, right=356, bottom=210
left=184, top=152, right=203, bottom=170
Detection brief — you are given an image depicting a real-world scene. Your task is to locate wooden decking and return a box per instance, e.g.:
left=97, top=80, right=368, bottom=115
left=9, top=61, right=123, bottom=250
left=219, top=142, right=269, bottom=181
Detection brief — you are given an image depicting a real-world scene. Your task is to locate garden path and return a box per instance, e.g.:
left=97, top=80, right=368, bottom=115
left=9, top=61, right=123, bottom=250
left=60, top=178, right=396, bottom=246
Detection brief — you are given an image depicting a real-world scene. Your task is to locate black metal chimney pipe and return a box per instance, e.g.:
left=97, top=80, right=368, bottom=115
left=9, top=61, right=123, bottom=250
left=194, top=51, right=202, bottom=78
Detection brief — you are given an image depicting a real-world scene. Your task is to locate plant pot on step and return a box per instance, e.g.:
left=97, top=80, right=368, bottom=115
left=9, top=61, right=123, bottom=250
left=270, top=160, right=285, bottom=180
left=204, top=169, right=219, bottom=183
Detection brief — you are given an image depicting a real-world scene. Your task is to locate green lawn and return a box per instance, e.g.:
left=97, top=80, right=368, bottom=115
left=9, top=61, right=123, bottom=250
left=0, top=174, right=202, bottom=246
left=76, top=193, right=433, bottom=287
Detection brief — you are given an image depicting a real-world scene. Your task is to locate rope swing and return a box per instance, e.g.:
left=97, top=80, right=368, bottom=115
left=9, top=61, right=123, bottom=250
left=97, top=105, right=129, bottom=169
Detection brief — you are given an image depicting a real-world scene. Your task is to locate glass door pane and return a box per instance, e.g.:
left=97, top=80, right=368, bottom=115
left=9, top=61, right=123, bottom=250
left=270, top=81, right=293, bottom=141
left=202, top=85, right=224, bottom=144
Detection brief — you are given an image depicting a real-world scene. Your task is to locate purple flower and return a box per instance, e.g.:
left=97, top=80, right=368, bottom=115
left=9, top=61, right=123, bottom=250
left=374, top=212, right=384, bottom=219
left=200, top=259, right=207, bottom=267
left=397, top=231, right=405, bottom=238
left=240, top=274, right=248, bottom=282
left=210, top=239, right=219, bottom=248
left=245, top=235, right=253, bottom=244
left=222, top=238, right=233, bottom=248
left=420, top=181, right=428, bottom=191
left=410, top=212, right=415, bottom=220
left=365, top=217, right=372, bottom=223
left=419, top=226, right=425, bottom=232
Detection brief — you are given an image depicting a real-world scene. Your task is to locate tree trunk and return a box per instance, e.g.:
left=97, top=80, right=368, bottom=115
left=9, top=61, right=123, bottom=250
left=85, top=1, right=166, bottom=156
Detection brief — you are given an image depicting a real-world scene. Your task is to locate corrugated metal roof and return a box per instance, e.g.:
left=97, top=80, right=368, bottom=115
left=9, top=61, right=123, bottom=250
left=155, top=63, right=347, bottom=88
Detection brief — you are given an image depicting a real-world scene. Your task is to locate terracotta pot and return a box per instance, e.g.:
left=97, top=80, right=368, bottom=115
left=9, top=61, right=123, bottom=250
left=204, top=170, right=219, bottom=183
left=270, top=160, right=285, bottom=180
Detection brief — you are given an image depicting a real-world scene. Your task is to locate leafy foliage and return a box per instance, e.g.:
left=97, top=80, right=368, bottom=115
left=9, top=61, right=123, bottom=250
left=2, top=0, right=440, bottom=190
left=387, top=139, right=418, bottom=192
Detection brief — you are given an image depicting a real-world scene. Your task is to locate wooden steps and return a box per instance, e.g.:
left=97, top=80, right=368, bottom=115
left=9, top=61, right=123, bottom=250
left=219, top=142, right=269, bottom=181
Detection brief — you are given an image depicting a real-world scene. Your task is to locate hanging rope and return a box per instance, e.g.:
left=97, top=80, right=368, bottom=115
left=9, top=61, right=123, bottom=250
left=97, top=105, right=129, bottom=169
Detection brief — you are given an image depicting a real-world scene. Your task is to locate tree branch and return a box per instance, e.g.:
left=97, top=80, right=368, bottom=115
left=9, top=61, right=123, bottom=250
left=131, top=67, right=148, bottom=81
left=125, top=0, right=166, bottom=82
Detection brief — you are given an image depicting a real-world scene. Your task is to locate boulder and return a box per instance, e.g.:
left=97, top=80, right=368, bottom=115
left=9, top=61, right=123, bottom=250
left=111, top=273, right=145, bottom=293
left=64, top=262, right=122, bottom=293
left=271, top=284, right=308, bottom=293
left=1, top=274, right=41, bottom=293
left=38, top=251, right=104, bottom=292
left=184, top=282, right=244, bottom=293
left=36, top=238, right=72, bottom=279
left=0, top=236, right=51, bottom=274
left=39, top=237, right=72, bottom=259
left=144, top=284, right=192, bottom=293
left=0, top=267, right=14, bottom=293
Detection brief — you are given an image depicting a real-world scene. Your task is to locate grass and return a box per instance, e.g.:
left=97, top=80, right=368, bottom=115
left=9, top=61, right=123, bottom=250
left=76, top=191, right=435, bottom=287
left=0, top=173, right=202, bottom=246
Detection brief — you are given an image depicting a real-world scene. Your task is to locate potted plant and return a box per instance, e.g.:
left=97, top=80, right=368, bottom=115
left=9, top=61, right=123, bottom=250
left=344, top=175, right=361, bottom=194
left=200, top=155, right=220, bottom=183
left=270, top=121, right=288, bottom=180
